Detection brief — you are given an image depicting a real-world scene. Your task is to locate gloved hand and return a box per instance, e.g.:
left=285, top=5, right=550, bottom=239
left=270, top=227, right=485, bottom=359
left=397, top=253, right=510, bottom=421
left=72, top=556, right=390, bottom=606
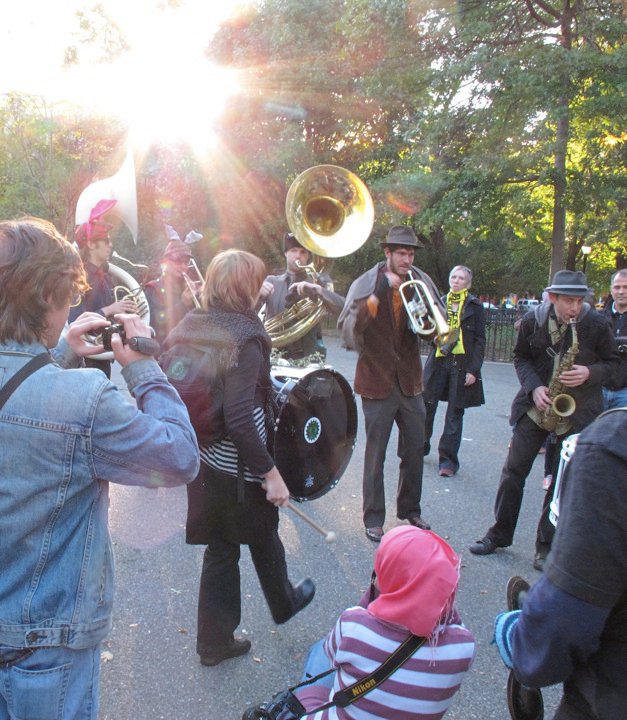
left=492, top=610, right=522, bottom=669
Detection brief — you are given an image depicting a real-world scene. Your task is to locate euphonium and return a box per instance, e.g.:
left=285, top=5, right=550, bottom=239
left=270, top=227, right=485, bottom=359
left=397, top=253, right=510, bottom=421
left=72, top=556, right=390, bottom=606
left=265, top=165, right=374, bottom=348
left=528, top=318, right=578, bottom=433
left=399, top=272, right=460, bottom=350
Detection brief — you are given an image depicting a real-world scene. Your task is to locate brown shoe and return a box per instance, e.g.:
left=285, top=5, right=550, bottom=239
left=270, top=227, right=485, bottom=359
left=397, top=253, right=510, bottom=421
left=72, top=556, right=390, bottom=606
left=365, top=526, right=384, bottom=542
left=200, top=637, right=251, bottom=667
left=406, top=515, right=431, bottom=530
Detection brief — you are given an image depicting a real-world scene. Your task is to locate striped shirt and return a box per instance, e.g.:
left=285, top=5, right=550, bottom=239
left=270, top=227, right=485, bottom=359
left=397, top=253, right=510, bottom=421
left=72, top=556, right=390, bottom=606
left=199, top=406, right=267, bottom=481
left=297, top=606, right=476, bottom=719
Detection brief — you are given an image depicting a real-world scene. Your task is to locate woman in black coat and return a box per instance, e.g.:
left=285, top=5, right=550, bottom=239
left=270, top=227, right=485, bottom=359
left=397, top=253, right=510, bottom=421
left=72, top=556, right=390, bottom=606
left=423, top=266, right=486, bottom=476
left=161, top=250, right=315, bottom=668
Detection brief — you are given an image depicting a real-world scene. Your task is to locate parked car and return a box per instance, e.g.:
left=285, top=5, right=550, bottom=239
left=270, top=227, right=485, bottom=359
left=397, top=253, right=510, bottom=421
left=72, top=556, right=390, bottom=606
left=517, top=298, right=540, bottom=311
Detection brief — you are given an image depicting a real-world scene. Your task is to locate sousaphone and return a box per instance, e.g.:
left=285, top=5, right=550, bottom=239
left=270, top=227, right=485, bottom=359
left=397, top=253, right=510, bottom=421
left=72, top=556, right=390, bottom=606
left=265, top=165, right=374, bottom=348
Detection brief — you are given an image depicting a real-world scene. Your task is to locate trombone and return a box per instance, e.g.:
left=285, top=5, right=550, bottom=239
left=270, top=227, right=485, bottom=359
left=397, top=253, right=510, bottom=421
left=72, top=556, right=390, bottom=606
left=181, top=258, right=205, bottom=310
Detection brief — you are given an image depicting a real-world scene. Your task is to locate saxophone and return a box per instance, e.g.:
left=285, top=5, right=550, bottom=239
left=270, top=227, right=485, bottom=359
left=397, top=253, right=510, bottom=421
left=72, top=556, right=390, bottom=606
left=528, top=318, right=578, bottom=433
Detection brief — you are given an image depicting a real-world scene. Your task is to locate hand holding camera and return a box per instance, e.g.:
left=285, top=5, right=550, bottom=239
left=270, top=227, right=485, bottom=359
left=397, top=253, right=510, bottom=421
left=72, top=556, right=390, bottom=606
left=79, top=314, right=160, bottom=364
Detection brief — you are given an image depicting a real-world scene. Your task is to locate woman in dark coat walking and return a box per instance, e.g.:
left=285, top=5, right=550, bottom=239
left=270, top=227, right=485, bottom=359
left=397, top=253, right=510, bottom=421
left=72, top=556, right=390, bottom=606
left=423, top=266, right=486, bottom=476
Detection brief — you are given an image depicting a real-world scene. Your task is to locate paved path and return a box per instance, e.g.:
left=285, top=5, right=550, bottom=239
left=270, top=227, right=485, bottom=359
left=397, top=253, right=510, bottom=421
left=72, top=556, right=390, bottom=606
left=100, top=335, right=561, bottom=719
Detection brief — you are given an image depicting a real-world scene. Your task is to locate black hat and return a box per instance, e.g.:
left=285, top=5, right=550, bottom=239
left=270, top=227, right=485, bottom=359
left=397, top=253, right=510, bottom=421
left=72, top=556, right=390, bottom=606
left=283, top=231, right=310, bottom=254
left=380, top=225, right=423, bottom=248
left=545, top=270, right=589, bottom=297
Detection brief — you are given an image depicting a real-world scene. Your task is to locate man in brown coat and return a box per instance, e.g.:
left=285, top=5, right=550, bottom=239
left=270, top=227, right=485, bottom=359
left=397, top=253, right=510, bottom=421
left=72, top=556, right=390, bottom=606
left=338, top=225, right=440, bottom=542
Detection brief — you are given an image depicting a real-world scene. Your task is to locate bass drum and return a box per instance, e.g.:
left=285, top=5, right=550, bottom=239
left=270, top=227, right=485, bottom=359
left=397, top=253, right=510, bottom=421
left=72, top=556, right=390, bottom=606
left=271, top=367, right=357, bottom=502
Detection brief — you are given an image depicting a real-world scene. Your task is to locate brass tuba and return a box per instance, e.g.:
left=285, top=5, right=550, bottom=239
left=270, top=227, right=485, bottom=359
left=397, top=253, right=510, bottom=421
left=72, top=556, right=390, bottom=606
left=265, top=165, right=374, bottom=348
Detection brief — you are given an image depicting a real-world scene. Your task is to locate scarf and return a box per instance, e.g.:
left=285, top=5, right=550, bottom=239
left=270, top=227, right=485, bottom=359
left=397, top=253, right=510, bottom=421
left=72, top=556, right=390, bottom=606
left=436, top=289, right=467, bottom=358
left=369, top=526, right=460, bottom=639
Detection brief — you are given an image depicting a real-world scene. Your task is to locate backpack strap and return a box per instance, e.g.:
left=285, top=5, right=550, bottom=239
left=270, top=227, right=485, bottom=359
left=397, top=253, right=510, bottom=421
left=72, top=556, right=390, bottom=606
left=0, top=353, right=53, bottom=412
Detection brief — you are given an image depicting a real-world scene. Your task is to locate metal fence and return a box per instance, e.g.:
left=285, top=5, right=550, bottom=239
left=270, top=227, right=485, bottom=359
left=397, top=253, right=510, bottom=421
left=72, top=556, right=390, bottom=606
left=324, top=308, right=521, bottom=363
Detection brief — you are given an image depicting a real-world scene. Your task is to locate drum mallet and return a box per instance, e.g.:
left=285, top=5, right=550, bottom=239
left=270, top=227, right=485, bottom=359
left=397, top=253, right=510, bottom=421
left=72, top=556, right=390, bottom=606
left=286, top=502, right=337, bottom=543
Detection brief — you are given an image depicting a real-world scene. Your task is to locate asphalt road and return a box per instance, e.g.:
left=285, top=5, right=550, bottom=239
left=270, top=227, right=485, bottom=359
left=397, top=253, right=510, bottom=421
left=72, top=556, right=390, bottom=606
left=100, top=334, right=562, bottom=720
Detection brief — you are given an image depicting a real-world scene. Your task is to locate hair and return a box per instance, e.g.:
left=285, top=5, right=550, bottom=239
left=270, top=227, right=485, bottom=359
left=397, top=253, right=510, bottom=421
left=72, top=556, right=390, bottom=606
left=0, top=218, right=88, bottom=343
left=611, top=268, right=627, bottom=284
left=450, top=265, right=473, bottom=287
left=201, top=249, right=266, bottom=313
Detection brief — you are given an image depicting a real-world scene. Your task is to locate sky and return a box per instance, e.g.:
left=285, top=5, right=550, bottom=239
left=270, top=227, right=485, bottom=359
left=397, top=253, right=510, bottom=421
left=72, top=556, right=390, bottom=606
left=1, top=0, right=250, bottom=148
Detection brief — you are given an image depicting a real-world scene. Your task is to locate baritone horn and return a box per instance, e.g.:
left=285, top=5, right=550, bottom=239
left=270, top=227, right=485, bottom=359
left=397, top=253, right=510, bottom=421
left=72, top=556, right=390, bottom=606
left=265, top=165, right=374, bottom=348
left=399, top=272, right=459, bottom=350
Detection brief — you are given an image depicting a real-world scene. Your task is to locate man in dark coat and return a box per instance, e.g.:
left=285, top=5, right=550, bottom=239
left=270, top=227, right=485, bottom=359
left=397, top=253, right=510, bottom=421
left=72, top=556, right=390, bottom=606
left=469, top=270, right=618, bottom=571
left=338, top=225, right=441, bottom=542
left=423, top=265, right=486, bottom=477
left=258, top=232, right=344, bottom=361
left=602, top=268, right=627, bottom=409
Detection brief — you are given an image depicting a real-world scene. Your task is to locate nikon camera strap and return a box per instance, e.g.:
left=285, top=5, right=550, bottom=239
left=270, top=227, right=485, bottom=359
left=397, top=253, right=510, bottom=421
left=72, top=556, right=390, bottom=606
left=294, top=633, right=427, bottom=716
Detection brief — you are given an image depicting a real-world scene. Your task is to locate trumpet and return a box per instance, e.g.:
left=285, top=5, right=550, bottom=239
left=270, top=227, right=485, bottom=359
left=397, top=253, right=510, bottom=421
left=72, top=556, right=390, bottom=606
left=399, top=272, right=459, bottom=350
left=181, top=257, right=204, bottom=310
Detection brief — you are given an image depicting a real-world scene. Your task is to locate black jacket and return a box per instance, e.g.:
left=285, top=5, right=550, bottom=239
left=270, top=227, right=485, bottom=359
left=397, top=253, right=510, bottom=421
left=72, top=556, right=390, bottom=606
left=423, top=293, right=486, bottom=409
left=510, top=303, right=618, bottom=431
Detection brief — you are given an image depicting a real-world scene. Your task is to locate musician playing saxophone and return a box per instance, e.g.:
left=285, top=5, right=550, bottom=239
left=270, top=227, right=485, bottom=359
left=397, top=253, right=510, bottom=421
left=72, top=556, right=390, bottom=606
left=470, top=270, right=618, bottom=572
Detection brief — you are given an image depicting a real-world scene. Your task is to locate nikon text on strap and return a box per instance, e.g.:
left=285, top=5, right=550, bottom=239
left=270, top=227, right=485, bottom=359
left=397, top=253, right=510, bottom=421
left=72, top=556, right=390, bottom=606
left=293, top=633, right=427, bottom=716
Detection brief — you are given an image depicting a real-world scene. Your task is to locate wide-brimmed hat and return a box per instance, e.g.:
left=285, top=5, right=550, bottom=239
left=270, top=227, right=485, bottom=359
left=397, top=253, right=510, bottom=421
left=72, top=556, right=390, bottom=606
left=545, top=270, right=589, bottom=297
left=380, top=225, right=424, bottom=249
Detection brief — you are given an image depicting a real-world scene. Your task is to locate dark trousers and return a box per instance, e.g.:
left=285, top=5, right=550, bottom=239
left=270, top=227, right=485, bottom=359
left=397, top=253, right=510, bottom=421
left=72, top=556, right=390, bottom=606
left=424, top=357, right=465, bottom=472
left=486, top=414, right=563, bottom=554
left=361, top=382, right=426, bottom=528
left=196, top=468, right=298, bottom=654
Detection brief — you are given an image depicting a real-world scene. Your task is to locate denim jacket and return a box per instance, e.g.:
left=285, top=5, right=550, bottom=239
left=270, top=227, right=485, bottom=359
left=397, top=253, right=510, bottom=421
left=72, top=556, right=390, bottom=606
left=0, top=338, right=200, bottom=650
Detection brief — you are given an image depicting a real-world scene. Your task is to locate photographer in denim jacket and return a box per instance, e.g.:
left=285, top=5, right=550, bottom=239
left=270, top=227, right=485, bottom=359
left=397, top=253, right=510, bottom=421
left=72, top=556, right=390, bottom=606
left=0, top=218, right=199, bottom=720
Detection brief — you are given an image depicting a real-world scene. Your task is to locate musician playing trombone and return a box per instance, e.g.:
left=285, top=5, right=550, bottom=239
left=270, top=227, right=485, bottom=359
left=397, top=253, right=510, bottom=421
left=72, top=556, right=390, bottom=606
left=338, top=225, right=441, bottom=543
left=259, top=231, right=344, bottom=361
left=469, top=270, right=618, bottom=571
left=70, top=199, right=139, bottom=377
left=144, top=228, right=200, bottom=347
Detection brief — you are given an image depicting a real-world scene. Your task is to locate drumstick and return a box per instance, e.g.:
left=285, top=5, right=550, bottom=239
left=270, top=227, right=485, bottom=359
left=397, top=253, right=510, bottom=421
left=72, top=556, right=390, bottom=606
left=286, top=502, right=337, bottom=543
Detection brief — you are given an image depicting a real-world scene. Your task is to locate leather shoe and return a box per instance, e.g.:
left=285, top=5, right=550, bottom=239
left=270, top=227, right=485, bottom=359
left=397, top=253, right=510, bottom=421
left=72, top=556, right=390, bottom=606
left=365, top=526, right=384, bottom=542
left=533, top=553, right=546, bottom=572
left=406, top=515, right=431, bottom=530
left=200, top=637, right=251, bottom=667
left=469, top=537, right=498, bottom=555
left=507, top=668, right=544, bottom=720
left=507, top=576, right=530, bottom=611
left=274, top=578, right=316, bottom=624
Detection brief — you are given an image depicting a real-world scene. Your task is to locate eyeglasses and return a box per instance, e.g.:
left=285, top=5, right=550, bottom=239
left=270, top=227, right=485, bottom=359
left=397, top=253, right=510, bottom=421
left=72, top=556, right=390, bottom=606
left=69, top=291, right=84, bottom=308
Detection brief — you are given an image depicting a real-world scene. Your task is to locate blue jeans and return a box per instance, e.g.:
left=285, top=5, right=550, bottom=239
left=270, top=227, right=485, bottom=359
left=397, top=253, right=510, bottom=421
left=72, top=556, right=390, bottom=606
left=300, top=639, right=335, bottom=689
left=603, top=386, right=627, bottom=410
left=0, top=644, right=101, bottom=720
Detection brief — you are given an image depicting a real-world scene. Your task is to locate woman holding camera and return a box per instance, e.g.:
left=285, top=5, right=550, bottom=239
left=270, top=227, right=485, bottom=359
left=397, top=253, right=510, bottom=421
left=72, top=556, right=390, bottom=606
left=162, top=249, right=315, bottom=667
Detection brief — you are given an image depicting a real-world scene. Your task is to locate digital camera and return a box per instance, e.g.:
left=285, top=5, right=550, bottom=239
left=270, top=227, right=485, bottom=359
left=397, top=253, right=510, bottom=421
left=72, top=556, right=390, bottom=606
left=241, top=689, right=305, bottom=720
left=101, top=323, right=126, bottom=352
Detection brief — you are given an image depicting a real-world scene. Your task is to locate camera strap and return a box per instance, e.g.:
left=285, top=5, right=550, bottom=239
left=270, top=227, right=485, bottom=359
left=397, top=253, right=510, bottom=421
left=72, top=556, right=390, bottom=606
left=292, top=633, right=427, bottom=716
left=0, top=353, right=53, bottom=412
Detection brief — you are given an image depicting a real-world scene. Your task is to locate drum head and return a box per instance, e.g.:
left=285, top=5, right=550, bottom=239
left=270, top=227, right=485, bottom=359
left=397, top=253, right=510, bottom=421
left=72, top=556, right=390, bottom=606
left=272, top=368, right=357, bottom=502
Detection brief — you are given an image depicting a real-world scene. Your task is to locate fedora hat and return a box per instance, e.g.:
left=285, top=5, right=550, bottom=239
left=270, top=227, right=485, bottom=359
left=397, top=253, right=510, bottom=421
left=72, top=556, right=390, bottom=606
left=380, top=225, right=424, bottom=249
left=545, top=269, right=589, bottom=297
